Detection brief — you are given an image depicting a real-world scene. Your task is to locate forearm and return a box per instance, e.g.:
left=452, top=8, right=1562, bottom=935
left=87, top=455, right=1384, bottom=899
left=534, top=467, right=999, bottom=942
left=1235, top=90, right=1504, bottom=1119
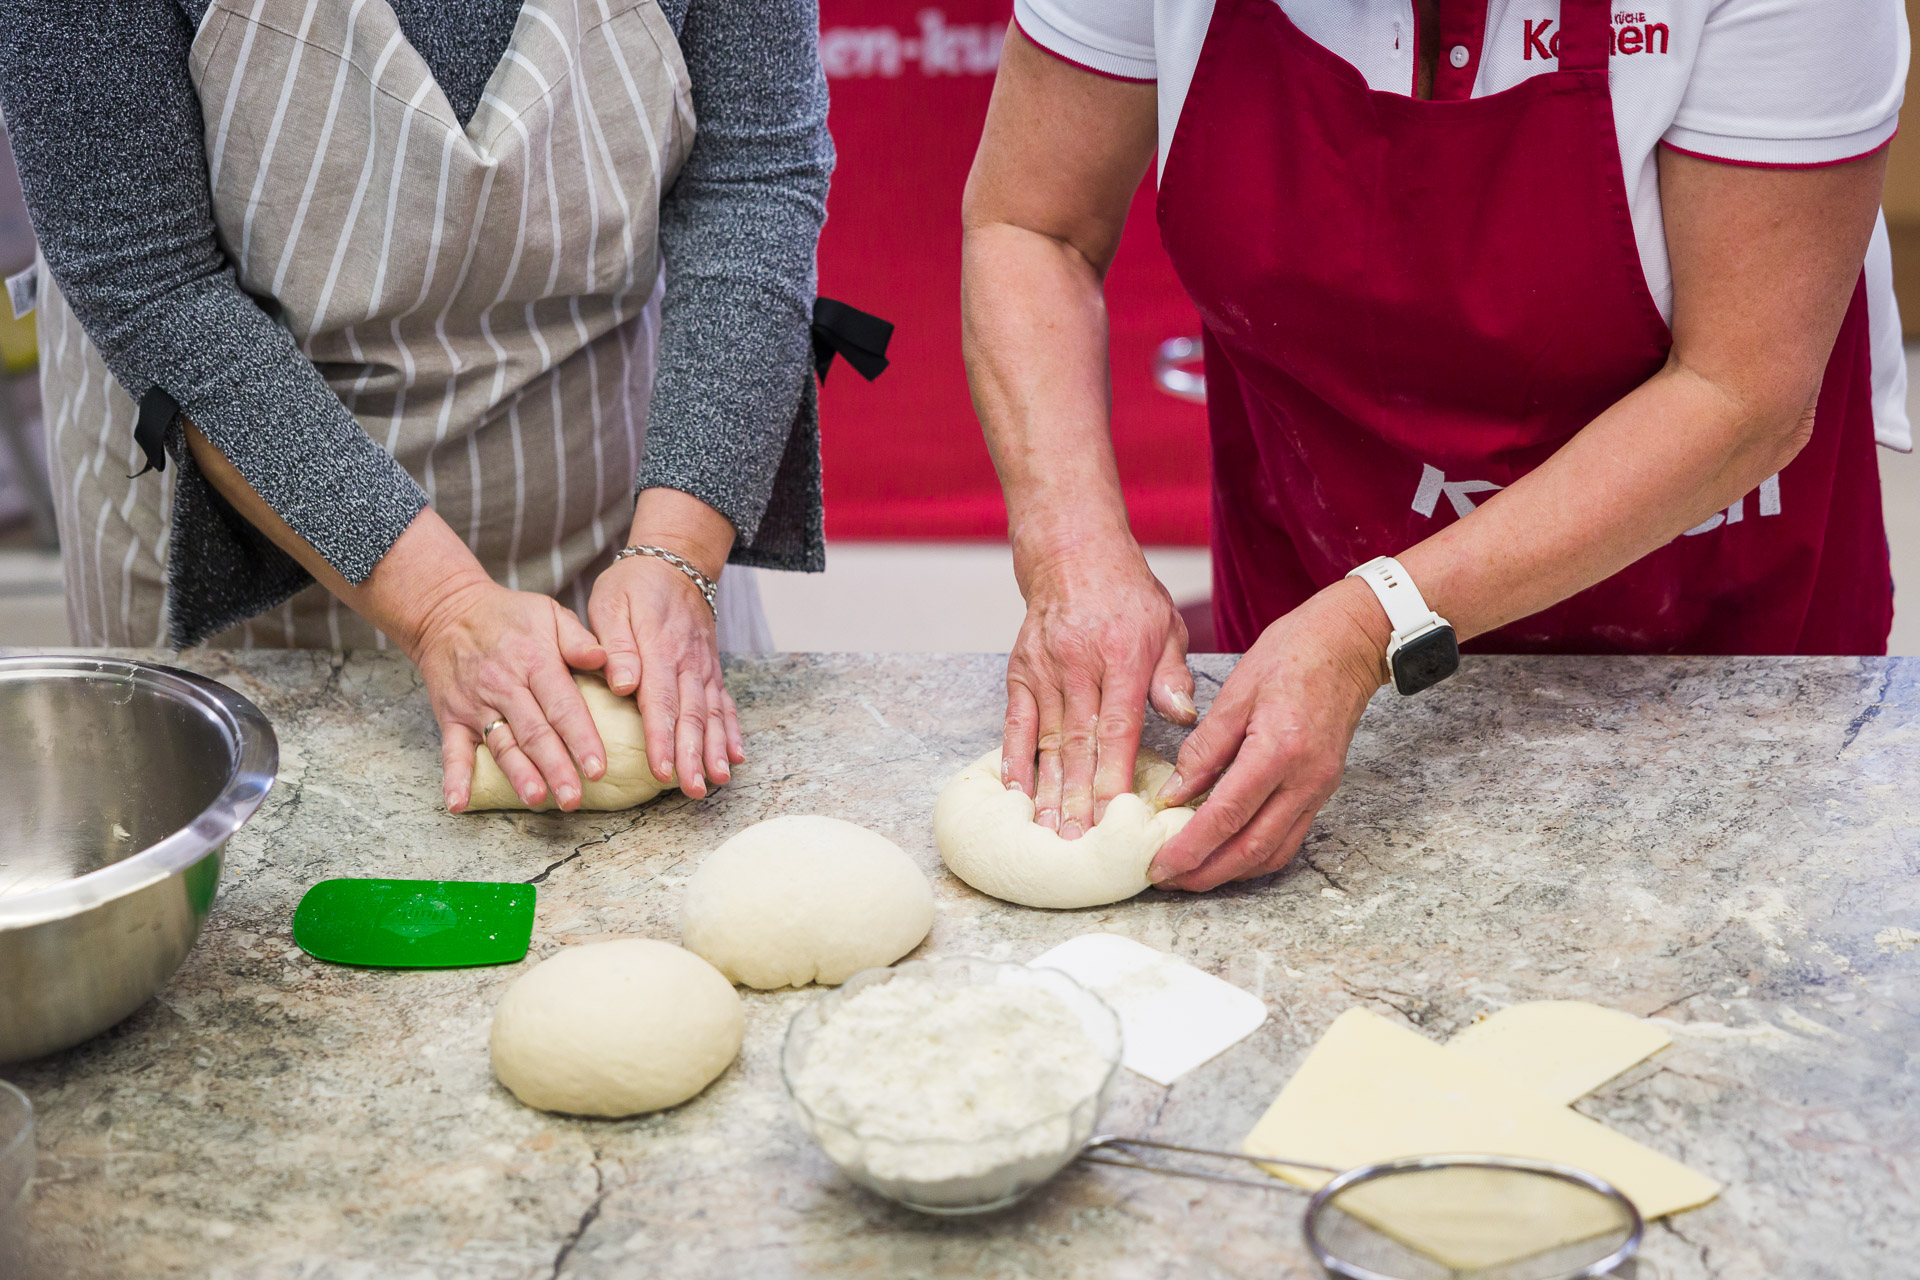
left=1394, top=360, right=1809, bottom=644
left=959, top=26, right=1156, bottom=594
left=962, top=222, right=1139, bottom=587
left=185, top=423, right=487, bottom=655
left=1388, top=146, right=1885, bottom=649
left=641, top=0, right=830, bottom=556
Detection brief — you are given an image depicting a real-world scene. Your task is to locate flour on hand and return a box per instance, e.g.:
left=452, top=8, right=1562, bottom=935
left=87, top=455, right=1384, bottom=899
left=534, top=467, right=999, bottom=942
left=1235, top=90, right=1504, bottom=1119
left=933, top=748, right=1196, bottom=909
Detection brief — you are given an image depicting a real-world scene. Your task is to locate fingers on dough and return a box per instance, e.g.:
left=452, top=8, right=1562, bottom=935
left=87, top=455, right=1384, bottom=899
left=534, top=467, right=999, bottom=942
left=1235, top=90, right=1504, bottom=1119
left=934, top=749, right=1197, bottom=909
left=466, top=673, right=676, bottom=812
left=679, top=816, right=935, bottom=989
left=489, top=939, right=742, bottom=1117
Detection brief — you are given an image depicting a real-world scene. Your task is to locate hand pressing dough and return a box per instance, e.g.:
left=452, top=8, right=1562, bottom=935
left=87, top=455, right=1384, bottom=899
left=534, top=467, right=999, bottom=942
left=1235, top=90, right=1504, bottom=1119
left=489, top=939, right=741, bottom=1116
left=465, top=672, right=676, bottom=812
left=679, top=816, right=934, bottom=988
left=934, top=748, right=1196, bottom=909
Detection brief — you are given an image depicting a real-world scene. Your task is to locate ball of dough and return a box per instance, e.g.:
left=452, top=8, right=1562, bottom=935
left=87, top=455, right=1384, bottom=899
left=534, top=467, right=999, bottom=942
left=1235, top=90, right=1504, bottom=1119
left=489, top=939, right=742, bottom=1116
left=465, top=673, right=676, bottom=812
left=678, top=816, right=935, bottom=989
left=934, top=748, right=1196, bottom=909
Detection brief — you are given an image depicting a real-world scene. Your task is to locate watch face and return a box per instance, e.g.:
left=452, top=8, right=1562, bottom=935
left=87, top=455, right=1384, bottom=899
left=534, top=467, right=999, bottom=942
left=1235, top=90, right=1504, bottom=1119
left=1392, top=626, right=1460, bottom=695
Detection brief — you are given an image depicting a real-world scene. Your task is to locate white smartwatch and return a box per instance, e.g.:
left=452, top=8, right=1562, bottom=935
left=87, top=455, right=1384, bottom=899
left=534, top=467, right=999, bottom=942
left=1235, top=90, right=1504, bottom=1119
left=1344, top=556, right=1459, bottom=696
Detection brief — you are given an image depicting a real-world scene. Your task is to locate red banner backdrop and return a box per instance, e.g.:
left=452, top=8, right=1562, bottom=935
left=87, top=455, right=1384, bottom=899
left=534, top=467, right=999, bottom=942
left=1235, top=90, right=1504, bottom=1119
left=814, top=4, right=1210, bottom=545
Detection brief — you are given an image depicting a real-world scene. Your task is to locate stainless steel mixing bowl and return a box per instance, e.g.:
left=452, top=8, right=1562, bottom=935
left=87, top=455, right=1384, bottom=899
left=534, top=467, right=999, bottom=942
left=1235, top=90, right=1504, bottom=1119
left=0, top=656, right=276, bottom=1063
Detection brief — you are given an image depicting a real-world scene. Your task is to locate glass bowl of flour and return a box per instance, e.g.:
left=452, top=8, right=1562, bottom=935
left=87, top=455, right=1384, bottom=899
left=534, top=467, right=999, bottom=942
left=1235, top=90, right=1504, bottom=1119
left=782, top=957, right=1122, bottom=1215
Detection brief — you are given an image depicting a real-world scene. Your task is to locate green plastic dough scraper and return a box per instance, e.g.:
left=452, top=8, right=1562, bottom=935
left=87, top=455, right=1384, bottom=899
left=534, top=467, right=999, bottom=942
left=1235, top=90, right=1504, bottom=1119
left=293, top=878, right=535, bottom=967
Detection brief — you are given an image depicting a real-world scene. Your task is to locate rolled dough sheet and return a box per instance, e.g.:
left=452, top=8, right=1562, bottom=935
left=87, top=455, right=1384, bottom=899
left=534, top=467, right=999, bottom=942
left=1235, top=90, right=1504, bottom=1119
left=1243, top=1008, right=1719, bottom=1263
left=1445, top=1001, right=1672, bottom=1106
left=1028, top=933, right=1267, bottom=1085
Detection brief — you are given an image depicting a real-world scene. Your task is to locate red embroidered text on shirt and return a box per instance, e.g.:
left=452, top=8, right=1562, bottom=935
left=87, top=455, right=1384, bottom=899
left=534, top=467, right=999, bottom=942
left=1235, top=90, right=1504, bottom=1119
left=1523, top=16, right=1671, bottom=60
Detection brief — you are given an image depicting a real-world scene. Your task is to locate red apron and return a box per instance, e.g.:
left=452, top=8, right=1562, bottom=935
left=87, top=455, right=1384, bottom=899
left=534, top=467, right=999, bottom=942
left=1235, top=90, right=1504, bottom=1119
left=1157, top=0, right=1893, bottom=656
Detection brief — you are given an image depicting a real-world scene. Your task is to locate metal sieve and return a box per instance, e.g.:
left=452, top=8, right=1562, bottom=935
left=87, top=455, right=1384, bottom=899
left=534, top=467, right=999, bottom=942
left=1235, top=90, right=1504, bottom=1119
left=1081, top=1136, right=1643, bottom=1280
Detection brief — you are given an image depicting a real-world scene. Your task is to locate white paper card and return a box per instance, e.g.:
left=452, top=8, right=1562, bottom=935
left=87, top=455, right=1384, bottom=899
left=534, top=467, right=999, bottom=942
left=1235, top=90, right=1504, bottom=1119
left=1029, top=933, right=1267, bottom=1086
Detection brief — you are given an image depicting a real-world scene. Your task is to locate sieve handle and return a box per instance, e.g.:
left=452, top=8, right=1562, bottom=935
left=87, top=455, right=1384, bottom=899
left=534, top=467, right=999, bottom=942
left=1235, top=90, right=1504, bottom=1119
left=1079, top=1135, right=1340, bottom=1191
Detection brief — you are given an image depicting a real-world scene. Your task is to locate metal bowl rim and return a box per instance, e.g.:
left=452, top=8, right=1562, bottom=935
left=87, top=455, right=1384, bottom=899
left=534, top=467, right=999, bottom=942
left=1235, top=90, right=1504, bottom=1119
left=0, top=655, right=277, bottom=929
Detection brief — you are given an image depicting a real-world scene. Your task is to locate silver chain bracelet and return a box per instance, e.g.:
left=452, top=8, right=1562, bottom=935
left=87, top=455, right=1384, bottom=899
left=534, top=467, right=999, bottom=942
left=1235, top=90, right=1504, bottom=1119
left=612, top=544, right=719, bottom=616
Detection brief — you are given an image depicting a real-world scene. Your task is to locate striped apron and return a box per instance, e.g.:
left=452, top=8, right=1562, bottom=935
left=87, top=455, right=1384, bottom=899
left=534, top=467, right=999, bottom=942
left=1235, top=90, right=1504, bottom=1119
left=36, top=0, right=770, bottom=651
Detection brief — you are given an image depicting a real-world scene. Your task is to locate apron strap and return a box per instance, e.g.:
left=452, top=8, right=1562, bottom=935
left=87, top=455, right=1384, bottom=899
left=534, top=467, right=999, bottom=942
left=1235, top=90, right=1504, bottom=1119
left=1556, top=0, right=1613, bottom=72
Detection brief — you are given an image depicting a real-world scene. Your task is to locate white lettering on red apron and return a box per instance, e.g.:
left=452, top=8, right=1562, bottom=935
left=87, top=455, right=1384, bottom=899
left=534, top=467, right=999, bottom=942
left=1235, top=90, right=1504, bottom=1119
left=1412, top=462, right=1784, bottom=538
left=1681, top=474, right=1782, bottom=536
left=1411, top=464, right=1503, bottom=518
left=1523, top=13, right=1671, bottom=61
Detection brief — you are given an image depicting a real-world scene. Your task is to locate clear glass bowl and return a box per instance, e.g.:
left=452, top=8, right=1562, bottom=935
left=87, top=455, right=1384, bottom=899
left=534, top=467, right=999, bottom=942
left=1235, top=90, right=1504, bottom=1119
left=781, top=957, right=1123, bottom=1215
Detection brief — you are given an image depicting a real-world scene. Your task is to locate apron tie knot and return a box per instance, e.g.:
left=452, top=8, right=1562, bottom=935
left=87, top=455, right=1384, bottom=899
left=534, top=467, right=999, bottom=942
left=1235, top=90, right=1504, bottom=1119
left=130, top=385, right=179, bottom=478
left=811, top=297, right=893, bottom=384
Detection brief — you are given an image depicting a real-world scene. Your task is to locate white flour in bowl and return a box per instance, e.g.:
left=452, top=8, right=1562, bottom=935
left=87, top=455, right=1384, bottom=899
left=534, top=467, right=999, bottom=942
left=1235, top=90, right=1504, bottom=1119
left=792, top=978, right=1113, bottom=1207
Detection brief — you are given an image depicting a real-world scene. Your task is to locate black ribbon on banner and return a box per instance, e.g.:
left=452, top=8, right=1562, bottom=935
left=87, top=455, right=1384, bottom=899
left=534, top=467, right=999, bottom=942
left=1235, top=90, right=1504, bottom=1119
left=131, top=385, right=179, bottom=478
left=811, top=297, right=893, bottom=384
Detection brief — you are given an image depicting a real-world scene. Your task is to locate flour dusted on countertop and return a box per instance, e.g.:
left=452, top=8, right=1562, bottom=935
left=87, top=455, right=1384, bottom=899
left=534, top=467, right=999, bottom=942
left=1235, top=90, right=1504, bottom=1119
left=792, top=980, right=1111, bottom=1189
left=1877, top=927, right=1920, bottom=955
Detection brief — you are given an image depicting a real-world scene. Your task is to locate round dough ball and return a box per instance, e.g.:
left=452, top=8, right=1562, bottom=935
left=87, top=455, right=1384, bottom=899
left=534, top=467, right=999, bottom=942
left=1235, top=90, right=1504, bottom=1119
left=466, top=673, right=677, bottom=813
left=678, top=816, right=934, bottom=989
left=489, top=939, right=742, bottom=1116
left=934, top=748, right=1196, bottom=909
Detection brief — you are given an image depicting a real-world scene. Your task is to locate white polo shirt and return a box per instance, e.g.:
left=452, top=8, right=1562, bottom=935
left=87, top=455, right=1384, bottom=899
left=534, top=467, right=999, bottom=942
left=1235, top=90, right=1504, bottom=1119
left=1014, top=0, right=1913, bottom=449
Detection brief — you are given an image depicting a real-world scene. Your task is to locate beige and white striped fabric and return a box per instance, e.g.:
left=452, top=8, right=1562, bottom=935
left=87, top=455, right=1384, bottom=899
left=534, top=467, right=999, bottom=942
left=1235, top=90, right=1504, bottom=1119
left=37, top=0, right=765, bottom=650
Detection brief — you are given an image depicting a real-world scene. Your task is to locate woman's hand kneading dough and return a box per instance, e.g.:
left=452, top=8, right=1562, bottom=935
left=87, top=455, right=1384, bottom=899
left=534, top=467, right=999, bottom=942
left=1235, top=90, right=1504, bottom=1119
left=413, top=576, right=612, bottom=814
left=935, top=748, right=1196, bottom=909
left=1145, top=587, right=1383, bottom=892
left=465, top=673, right=678, bottom=813
left=999, top=544, right=1199, bottom=838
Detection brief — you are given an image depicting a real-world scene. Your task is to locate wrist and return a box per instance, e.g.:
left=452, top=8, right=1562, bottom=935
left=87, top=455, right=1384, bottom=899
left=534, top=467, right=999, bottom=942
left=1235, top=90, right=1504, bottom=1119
left=390, top=567, right=493, bottom=661
left=355, top=509, right=495, bottom=658
left=629, top=488, right=735, bottom=581
left=1318, top=577, right=1393, bottom=693
left=1008, top=511, right=1141, bottom=596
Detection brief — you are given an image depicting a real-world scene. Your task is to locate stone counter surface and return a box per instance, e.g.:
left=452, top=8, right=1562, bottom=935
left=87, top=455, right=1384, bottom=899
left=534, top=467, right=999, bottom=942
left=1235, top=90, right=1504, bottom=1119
left=5, top=652, right=1918, bottom=1279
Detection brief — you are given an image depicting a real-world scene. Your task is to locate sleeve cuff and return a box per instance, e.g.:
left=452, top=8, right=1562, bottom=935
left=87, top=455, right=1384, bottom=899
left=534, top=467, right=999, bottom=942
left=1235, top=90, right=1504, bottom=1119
left=1661, top=115, right=1898, bottom=169
left=1012, top=0, right=1156, bottom=82
left=177, top=350, right=427, bottom=585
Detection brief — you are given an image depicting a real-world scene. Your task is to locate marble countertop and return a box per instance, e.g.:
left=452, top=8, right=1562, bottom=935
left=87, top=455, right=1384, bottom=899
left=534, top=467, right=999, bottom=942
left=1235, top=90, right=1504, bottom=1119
left=7, top=651, right=1918, bottom=1279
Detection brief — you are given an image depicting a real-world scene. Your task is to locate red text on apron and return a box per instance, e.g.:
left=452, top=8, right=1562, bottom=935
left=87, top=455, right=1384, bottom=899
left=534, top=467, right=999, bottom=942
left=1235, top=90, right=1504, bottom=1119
left=1156, top=0, right=1892, bottom=655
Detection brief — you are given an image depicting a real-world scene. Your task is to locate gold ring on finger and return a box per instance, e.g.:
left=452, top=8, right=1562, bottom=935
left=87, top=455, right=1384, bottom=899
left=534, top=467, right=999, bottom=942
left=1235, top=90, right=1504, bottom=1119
left=481, top=717, right=509, bottom=742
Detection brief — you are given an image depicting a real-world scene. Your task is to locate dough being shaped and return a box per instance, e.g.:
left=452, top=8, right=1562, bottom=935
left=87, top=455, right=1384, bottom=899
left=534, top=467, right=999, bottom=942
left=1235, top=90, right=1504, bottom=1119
left=934, top=748, right=1196, bottom=910
left=466, top=672, right=676, bottom=812
left=679, top=815, right=934, bottom=988
left=489, top=938, right=742, bottom=1117
left=1444, top=1001, right=1672, bottom=1106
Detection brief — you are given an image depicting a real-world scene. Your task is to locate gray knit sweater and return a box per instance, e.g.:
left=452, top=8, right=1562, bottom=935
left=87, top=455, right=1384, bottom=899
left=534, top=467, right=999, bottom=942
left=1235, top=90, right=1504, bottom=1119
left=0, top=0, right=831, bottom=646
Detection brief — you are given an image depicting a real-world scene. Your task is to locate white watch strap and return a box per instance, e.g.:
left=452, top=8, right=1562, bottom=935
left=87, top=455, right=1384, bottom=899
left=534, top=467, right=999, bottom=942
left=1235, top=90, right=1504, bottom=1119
left=1345, top=556, right=1442, bottom=640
